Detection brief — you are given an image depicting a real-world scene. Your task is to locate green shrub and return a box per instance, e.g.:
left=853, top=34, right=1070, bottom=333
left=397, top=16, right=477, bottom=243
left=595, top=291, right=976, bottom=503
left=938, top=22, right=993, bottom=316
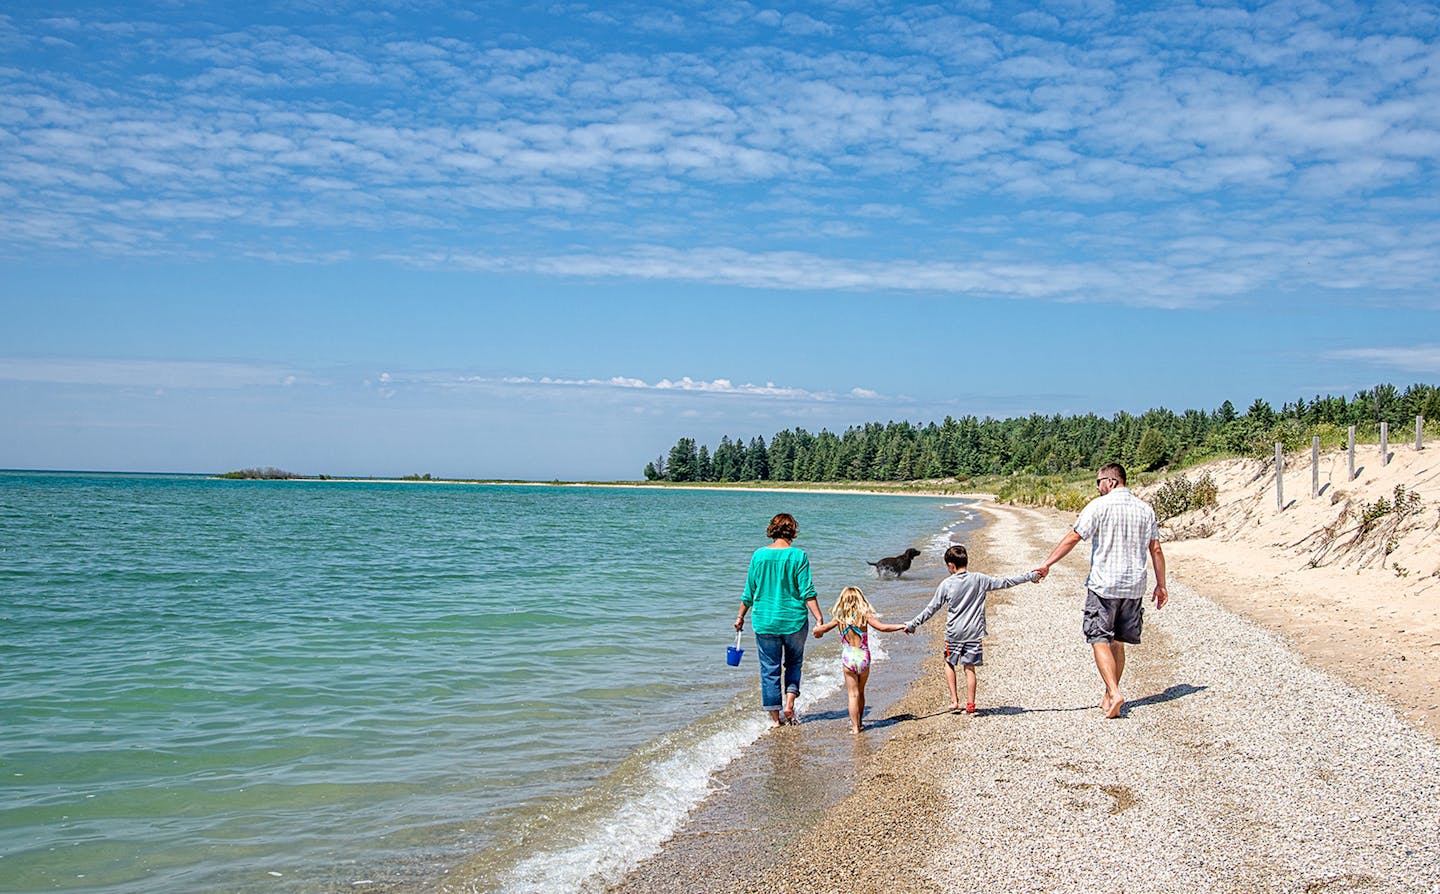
left=1359, top=485, right=1424, bottom=534
left=995, top=474, right=1091, bottom=511
left=1150, top=471, right=1220, bottom=521
left=1151, top=476, right=1193, bottom=520
left=1190, top=472, right=1219, bottom=510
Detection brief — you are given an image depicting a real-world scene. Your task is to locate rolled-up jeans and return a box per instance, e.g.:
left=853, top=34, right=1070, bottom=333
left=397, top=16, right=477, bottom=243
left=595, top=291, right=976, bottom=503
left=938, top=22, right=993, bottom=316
left=755, top=621, right=809, bottom=712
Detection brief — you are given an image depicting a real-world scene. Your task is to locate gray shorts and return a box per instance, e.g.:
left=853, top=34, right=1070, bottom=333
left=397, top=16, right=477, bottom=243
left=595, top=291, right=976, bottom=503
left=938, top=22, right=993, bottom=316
left=1083, top=591, right=1143, bottom=644
left=945, top=640, right=983, bottom=667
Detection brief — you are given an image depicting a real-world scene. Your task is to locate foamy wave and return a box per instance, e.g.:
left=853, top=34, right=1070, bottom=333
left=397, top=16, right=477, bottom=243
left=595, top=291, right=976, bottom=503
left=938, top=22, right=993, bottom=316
left=495, top=713, right=768, bottom=893
left=496, top=658, right=848, bottom=893
left=868, top=630, right=891, bottom=662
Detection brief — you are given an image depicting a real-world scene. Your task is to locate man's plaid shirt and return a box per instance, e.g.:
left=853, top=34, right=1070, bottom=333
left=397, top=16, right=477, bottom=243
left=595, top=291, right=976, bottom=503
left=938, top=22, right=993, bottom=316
left=1073, top=487, right=1160, bottom=600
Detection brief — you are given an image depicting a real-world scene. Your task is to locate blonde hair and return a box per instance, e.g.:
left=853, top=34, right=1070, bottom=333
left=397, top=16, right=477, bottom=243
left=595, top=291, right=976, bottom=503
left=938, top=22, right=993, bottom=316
left=831, top=586, right=878, bottom=627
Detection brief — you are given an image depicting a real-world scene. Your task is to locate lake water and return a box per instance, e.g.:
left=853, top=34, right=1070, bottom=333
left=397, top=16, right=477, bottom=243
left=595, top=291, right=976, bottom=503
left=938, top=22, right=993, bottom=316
left=0, top=472, right=971, bottom=893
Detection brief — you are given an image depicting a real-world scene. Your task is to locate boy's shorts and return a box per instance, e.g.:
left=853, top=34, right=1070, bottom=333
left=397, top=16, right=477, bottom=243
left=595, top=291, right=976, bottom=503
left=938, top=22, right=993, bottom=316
left=1083, top=590, right=1144, bottom=644
left=945, top=640, right=983, bottom=667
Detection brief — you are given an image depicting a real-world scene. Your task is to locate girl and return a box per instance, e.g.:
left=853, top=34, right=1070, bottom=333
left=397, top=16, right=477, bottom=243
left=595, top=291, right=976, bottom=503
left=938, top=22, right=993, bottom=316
left=813, top=586, right=906, bottom=733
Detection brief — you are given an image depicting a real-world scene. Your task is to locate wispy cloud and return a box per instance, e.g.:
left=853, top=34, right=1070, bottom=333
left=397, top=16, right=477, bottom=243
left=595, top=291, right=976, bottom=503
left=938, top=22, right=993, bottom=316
left=0, top=358, right=301, bottom=389
left=1328, top=345, right=1440, bottom=375
left=0, top=2, right=1437, bottom=312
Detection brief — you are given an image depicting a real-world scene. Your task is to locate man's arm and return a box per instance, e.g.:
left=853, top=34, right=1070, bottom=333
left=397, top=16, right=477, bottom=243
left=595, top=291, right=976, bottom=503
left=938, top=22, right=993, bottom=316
left=1149, top=539, right=1168, bottom=609
left=1038, top=530, right=1083, bottom=577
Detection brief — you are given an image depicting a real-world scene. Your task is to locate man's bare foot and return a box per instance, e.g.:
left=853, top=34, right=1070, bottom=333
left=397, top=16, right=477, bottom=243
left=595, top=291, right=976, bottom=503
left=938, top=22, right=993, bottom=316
left=1105, top=693, right=1124, bottom=719
left=850, top=725, right=862, bottom=735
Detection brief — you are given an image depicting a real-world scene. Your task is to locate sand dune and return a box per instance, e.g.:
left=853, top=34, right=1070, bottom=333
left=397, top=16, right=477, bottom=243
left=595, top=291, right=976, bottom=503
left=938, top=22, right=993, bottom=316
left=1147, top=443, right=1440, bottom=737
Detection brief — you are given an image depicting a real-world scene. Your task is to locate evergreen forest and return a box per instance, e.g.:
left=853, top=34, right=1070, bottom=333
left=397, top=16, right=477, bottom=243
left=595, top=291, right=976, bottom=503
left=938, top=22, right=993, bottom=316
left=642, top=383, right=1440, bottom=483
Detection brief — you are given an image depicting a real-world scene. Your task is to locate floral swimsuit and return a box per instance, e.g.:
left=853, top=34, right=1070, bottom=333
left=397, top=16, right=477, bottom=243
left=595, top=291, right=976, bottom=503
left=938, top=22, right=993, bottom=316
left=839, top=622, right=871, bottom=674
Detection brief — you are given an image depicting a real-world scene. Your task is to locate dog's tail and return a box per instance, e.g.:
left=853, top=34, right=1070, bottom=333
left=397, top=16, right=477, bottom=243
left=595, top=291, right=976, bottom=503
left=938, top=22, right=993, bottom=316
left=866, top=560, right=879, bottom=567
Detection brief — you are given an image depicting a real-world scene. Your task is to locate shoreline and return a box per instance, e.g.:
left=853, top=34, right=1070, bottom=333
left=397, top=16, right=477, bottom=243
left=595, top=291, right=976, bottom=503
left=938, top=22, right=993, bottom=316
left=606, top=504, right=982, bottom=894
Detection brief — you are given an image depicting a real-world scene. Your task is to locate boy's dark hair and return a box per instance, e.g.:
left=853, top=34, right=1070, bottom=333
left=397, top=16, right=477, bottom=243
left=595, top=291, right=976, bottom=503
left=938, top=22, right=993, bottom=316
left=766, top=512, right=798, bottom=541
left=1100, top=461, right=1127, bottom=484
left=944, top=544, right=969, bottom=568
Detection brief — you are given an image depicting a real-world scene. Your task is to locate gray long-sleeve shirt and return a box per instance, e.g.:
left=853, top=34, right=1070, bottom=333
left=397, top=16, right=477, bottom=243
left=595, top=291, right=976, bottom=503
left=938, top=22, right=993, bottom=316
left=906, top=569, right=1039, bottom=643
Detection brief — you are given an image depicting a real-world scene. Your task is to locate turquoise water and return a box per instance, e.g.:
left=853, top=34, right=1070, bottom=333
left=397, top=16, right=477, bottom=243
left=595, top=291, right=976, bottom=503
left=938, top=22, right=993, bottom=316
left=0, top=472, right=966, bottom=893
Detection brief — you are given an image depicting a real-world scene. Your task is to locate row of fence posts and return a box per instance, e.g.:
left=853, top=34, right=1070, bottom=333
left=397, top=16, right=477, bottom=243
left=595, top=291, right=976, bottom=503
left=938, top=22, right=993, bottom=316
left=1276, top=416, right=1425, bottom=511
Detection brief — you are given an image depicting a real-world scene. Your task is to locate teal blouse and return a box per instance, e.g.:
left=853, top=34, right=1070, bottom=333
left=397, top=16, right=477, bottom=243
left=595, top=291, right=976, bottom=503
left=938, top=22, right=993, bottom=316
left=742, top=546, right=817, bottom=635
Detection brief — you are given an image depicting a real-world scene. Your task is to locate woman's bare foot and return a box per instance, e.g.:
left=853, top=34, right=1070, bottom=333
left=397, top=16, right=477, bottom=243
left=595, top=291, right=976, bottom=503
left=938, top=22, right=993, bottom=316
left=767, top=710, right=783, bottom=729
left=782, top=693, right=799, bottom=725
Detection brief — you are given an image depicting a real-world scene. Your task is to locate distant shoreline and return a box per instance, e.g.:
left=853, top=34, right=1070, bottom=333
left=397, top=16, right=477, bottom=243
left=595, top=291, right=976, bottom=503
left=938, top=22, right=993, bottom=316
left=209, top=473, right=990, bottom=499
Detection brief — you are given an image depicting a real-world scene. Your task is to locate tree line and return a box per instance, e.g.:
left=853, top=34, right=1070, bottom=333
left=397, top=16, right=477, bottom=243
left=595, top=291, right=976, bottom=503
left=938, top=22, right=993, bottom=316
left=642, top=383, right=1440, bottom=483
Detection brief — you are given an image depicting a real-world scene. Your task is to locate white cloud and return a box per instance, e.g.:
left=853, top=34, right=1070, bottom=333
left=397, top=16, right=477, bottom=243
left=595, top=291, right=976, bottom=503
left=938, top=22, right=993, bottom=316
left=429, top=244, right=1232, bottom=308
left=374, top=370, right=891, bottom=403
left=1328, top=346, right=1440, bottom=374
left=0, top=2, right=1436, bottom=315
left=499, top=374, right=854, bottom=400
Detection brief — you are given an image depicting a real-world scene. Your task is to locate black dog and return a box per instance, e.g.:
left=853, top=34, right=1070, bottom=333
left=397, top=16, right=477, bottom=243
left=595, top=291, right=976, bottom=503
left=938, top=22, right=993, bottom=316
left=867, top=547, right=921, bottom=579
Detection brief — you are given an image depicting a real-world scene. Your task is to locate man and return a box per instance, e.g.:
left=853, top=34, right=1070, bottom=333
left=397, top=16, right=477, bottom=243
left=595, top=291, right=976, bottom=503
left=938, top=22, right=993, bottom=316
left=1037, top=462, right=1168, bottom=718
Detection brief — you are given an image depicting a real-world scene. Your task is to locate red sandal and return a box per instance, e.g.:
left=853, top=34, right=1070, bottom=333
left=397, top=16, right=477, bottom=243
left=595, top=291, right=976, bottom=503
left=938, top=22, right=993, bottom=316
left=964, top=702, right=976, bottom=714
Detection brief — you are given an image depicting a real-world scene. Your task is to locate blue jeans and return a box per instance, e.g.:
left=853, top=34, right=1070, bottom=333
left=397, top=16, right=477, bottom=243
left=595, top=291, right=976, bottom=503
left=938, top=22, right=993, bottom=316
left=755, top=622, right=809, bottom=712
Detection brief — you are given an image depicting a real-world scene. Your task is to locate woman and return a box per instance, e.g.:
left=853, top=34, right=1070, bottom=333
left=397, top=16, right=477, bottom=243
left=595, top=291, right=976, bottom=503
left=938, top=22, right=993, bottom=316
left=734, top=512, right=822, bottom=727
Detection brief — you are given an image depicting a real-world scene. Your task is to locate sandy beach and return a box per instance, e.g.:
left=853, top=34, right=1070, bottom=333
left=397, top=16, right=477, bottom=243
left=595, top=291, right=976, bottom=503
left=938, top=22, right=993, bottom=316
left=611, top=448, right=1440, bottom=893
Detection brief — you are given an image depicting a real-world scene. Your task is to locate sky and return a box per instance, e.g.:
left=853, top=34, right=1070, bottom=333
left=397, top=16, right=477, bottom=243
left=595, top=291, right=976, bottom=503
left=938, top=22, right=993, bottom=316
left=2, top=0, right=1439, bottom=480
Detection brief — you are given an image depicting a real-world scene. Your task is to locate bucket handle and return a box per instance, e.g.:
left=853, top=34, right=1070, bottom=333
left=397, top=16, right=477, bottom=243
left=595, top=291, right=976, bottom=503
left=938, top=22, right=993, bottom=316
left=734, top=630, right=743, bottom=651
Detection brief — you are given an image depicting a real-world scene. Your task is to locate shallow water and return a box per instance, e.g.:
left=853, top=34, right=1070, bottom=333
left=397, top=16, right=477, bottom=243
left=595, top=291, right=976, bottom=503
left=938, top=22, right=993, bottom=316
left=0, top=472, right=970, bottom=893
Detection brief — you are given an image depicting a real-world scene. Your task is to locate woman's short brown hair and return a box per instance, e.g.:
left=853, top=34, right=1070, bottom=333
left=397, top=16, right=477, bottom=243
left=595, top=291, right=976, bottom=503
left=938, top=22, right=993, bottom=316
left=766, top=512, right=798, bottom=541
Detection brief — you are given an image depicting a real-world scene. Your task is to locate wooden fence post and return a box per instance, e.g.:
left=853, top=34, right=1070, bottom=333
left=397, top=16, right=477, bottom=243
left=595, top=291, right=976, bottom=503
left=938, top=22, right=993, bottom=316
left=1381, top=422, right=1389, bottom=466
left=1311, top=435, right=1320, bottom=497
left=1418, top=415, right=1425, bottom=451
left=1348, top=426, right=1356, bottom=480
left=1276, top=442, right=1284, bottom=511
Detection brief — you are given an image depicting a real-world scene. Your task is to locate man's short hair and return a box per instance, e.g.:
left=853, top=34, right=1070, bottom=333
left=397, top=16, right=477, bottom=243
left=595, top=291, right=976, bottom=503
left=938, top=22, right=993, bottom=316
left=944, top=544, right=969, bottom=568
left=1100, top=462, right=1127, bottom=485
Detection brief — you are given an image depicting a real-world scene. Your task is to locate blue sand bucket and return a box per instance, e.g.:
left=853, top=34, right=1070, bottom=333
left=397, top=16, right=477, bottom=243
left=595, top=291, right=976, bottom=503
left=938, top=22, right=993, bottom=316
left=726, top=630, right=744, bottom=666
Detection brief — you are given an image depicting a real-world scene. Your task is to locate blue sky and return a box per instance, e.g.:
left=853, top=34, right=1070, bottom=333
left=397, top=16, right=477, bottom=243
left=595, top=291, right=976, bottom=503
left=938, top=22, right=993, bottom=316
left=2, top=1, right=1438, bottom=479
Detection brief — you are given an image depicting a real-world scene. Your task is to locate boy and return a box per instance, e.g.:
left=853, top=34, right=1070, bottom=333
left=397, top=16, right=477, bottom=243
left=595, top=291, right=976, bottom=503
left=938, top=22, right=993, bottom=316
left=905, top=544, right=1039, bottom=713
